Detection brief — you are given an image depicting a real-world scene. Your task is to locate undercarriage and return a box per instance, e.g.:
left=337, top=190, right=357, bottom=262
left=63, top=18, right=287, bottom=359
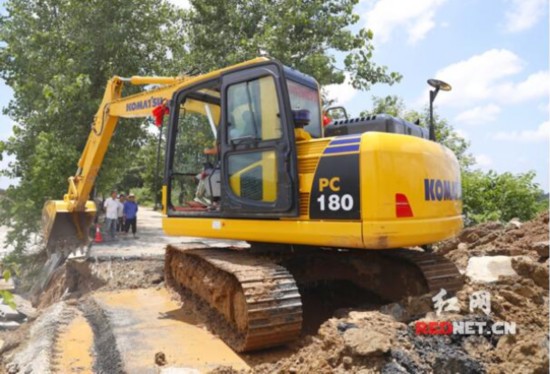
left=165, top=243, right=463, bottom=352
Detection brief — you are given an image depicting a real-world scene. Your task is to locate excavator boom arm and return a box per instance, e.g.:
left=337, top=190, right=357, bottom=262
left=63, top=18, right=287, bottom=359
left=42, top=57, right=269, bottom=250
left=43, top=74, right=183, bottom=249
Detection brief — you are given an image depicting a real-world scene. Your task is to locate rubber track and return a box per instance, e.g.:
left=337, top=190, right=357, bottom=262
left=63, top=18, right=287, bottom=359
left=382, top=249, right=463, bottom=293
left=165, top=245, right=302, bottom=352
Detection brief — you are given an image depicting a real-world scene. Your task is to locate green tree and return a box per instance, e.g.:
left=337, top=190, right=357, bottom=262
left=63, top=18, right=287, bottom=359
left=181, top=0, right=401, bottom=89
left=462, top=170, right=544, bottom=224
left=135, top=0, right=406, bottom=205
left=0, top=0, right=183, bottom=252
left=0, top=0, right=403, bottom=254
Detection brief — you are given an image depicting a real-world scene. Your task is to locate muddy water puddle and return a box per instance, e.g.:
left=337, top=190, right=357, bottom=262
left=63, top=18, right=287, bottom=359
left=94, top=288, right=250, bottom=373
left=54, top=313, right=94, bottom=373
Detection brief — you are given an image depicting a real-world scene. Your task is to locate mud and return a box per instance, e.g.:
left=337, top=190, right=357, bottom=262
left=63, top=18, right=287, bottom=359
left=53, top=313, right=94, bottom=373
left=4, top=302, right=78, bottom=374
left=230, top=212, right=549, bottom=373
left=79, top=298, right=125, bottom=374
left=439, top=212, right=549, bottom=270
left=36, top=257, right=164, bottom=309
left=2, top=210, right=548, bottom=373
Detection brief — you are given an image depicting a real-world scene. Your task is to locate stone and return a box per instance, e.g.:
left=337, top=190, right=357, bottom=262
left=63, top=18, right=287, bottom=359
left=0, top=321, right=20, bottom=330
left=12, top=294, right=38, bottom=320
left=343, top=328, right=391, bottom=357
left=0, top=304, right=23, bottom=321
left=505, top=218, right=522, bottom=230
left=465, top=256, right=517, bottom=283
left=380, top=302, right=407, bottom=322
left=533, top=241, right=549, bottom=259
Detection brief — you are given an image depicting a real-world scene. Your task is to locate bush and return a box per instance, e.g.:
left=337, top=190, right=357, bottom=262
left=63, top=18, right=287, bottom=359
left=462, top=169, right=545, bottom=225
left=128, top=187, right=156, bottom=208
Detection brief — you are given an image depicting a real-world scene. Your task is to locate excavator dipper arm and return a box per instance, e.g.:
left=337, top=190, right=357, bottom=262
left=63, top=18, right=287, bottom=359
left=42, top=57, right=268, bottom=253
left=42, top=75, right=180, bottom=251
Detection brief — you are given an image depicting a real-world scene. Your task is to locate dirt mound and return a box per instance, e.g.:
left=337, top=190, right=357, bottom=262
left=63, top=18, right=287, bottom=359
left=438, top=212, right=549, bottom=270
left=252, top=212, right=548, bottom=373
left=253, top=311, right=489, bottom=374
left=36, top=258, right=164, bottom=309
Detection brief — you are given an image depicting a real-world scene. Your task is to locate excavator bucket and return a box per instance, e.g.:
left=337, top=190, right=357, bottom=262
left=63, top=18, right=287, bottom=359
left=42, top=200, right=97, bottom=256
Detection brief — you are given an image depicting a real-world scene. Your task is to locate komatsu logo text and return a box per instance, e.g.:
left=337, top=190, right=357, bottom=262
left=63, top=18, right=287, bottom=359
left=424, top=179, right=461, bottom=201
left=126, top=97, right=164, bottom=112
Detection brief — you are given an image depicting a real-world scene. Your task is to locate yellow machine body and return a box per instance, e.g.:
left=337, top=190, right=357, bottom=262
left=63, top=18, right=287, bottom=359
left=162, top=131, right=462, bottom=249
left=43, top=57, right=462, bottom=252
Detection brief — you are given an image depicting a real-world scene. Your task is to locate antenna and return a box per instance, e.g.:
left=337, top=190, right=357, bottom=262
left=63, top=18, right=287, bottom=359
left=427, top=79, right=452, bottom=141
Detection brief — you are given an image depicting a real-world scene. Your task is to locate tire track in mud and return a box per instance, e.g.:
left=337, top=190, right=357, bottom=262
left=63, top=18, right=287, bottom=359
left=6, top=302, right=78, bottom=374
left=79, top=298, right=125, bottom=374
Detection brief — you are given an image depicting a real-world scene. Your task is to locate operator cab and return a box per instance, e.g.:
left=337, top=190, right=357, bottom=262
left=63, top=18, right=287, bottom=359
left=165, top=60, right=321, bottom=218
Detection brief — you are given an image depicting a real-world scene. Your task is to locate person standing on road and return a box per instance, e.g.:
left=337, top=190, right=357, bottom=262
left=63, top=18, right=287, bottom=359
left=117, top=193, right=125, bottom=233
left=104, top=190, right=119, bottom=240
left=124, top=193, right=139, bottom=238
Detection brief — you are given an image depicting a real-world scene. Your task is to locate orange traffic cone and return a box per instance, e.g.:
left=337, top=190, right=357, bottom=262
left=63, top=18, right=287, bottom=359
left=94, top=224, right=103, bottom=243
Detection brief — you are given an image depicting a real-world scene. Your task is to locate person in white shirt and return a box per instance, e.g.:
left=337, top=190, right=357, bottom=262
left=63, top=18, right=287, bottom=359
left=103, top=190, right=119, bottom=240
left=117, top=193, right=125, bottom=233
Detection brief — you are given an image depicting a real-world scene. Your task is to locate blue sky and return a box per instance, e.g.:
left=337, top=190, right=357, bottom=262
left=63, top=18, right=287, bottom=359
left=0, top=0, right=548, bottom=191
left=325, top=0, right=549, bottom=191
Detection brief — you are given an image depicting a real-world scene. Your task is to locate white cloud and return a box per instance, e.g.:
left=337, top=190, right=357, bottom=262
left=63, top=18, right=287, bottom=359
left=427, top=49, right=548, bottom=108
left=166, top=0, right=191, bottom=9
left=454, top=104, right=501, bottom=125
left=493, top=70, right=550, bottom=104
left=493, top=121, right=550, bottom=142
left=505, top=0, right=547, bottom=33
left=324, top=74, right=359, bottom=106
left=363, top=0, right=447, bottom=44
left=431, top=49, right=523, bottom=106
left=474, top=154, right=493, bottom=167
left=538, top=102, right=549, bottom=114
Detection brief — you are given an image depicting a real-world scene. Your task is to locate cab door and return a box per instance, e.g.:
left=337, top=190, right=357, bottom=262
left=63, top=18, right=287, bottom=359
left=220, top=63, right=299, bottom=217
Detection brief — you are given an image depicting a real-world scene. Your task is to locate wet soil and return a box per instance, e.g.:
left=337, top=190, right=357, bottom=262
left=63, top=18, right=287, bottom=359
left=2, top=210, right=548, bottom=373
left=244, top=212, right=548, bottom=374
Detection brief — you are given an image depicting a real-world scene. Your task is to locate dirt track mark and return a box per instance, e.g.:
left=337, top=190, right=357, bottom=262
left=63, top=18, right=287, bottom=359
left=80, top=298, right=125, bottom=374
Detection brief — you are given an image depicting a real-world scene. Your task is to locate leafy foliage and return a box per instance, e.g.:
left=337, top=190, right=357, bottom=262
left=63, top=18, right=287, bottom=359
left=462, top=170, right=545, bottom=224
left=0, top=259, right=17, bottom=308
left=0, top=0, right=403, bottom=254
left=0, top=0, right=183, bottom=252
left=183, top=0, right=401, bottom=88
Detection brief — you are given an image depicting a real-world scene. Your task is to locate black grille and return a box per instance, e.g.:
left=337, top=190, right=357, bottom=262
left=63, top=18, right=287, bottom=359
left=240, top=166, right=263, bottom=201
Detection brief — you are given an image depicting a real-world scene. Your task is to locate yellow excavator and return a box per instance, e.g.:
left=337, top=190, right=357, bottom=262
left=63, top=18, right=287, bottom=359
left=42, top=57, right=463, bottom=352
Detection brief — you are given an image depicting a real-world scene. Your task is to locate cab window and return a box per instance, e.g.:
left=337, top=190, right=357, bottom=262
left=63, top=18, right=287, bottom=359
left=227, top=76, right=282, bottom=142
left=225, top=75, right=281, bottom=202
left=287, top=80, right=321, bottom=138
